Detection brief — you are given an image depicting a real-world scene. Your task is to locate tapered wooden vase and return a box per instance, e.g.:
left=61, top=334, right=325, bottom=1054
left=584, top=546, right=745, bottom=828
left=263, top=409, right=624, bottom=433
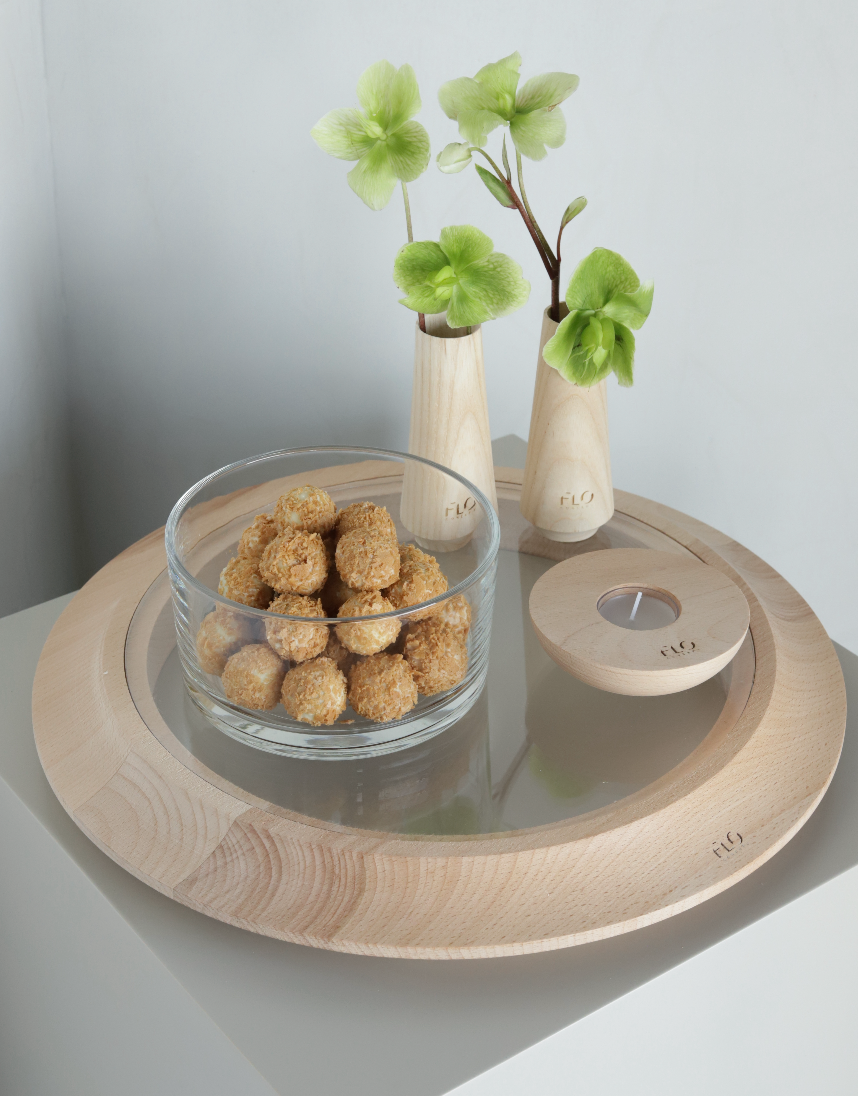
left=400, top=315, right=498, bottom=552
left=520, top=307, right=614, bottom=542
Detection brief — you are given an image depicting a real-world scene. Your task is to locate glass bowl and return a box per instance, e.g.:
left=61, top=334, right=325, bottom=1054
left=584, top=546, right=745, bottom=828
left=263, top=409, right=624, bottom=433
left=165, top=447, right=500, bottom=758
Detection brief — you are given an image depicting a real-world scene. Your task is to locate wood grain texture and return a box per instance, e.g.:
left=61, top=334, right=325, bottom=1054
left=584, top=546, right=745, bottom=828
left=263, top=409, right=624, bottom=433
left=31, top=468, right=846, bottom=959
left=530, top=549, right=750, bottom=695
left=520, top=308, right=613, bottom=541
left=400, top=318, right=498, bottom=551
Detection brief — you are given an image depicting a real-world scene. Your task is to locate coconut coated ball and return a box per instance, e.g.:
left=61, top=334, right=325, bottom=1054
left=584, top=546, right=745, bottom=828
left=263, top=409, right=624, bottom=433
left=218, top=556, right=274, bottom=609
left=335, top=528, right=400, bottom=591
left=323, top=630, right=356, bottom=675
left=336, top=591, right=400, bottom=655
left=221, top=644, right=285, bottom=710
left=434, top=593, right=472, bottom=636
left=335, top=501, right=397, bottom=543
left=264, top=593, right=328, bottom=663
left=281, top=656, right=348, bottom=726
left=259, top=531, right=328, bottom=595
left=274, top=485, right=337, bottom=537
left=319, top=569, right=356, bottom=616
left=237, top=513, right=280, bottom=561
left=403, top=620, right=469, bottom=696
left=383, top=545, right=448, bottom=621
left=195, top=608, right=258, bottom=675
left=348, top=653, right=418, bottom=723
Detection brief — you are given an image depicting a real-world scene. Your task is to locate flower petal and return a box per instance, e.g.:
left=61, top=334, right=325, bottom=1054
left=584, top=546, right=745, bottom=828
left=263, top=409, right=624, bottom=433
left=311, top=108, right=376, bottom=161
left=541, top=310, right=590, bottom=380
left=515, top=72, right=579, bottom=113
left=600, top=281, right=654, bottom=330
left=437, top=142, right=473, bottom=173
left=455, top=252, right=530, bottom=320
left=356, top=60, right=397, bottom=124
left=456, top=109, right=506, bottom=147
left=439, top=225, right=495, bottom=272
left=509, top=108, right=566, bottom=160
left=386, top=63, right=422, bottom=131
left=474, top=52, right=521, bottom=115
left=565, top=248, right=641, bottom=311
left=446, top=282, right=489, bottom=328
left=399, top=287, right=450, bottom=314
left=610, top=323, right=636, bottom=386
left=438, top=77, right=499, bottom=119
left=347, top=143, right=398, bottom=210
left=393, top=241, right=448, bottom=292
left=385, top=120, right=430, bottom=182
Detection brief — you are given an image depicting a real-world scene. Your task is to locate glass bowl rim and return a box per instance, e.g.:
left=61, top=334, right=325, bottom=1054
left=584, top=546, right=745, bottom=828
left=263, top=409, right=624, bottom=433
left=165, top=445, right=501, bottom=623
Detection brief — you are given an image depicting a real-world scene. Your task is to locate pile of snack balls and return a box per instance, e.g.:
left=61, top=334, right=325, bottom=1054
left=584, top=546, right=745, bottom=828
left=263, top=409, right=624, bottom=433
left=195, top=485, right=471, bottom=725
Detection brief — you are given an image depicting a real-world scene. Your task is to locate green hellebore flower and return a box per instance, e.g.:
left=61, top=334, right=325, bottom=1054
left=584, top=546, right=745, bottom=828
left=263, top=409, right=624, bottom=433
left=311, top=60, right=430, bottom=210
left=393, top=225, right=530, bottom=329
left=437, top=142, right=473, bottom=174
left=542, top=249, right=654, bottom=387
left=438, top=52, right=579, bottom=161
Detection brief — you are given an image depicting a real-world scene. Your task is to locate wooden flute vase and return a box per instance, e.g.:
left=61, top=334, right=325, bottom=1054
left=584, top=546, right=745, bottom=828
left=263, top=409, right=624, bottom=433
left=400, top=315, right=498, bottom=552
left=520, top=307, right=614, bottom=542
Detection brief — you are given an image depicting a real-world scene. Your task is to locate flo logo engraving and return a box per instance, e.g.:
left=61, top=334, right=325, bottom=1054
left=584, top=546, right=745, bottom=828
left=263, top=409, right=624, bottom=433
left=446, top=496, right=476, bottom=519
left=712, top=832, right=743, bottom=859
left=560, top=491, right=595, bottom=507
left=661, top=640, right=697, bottom=658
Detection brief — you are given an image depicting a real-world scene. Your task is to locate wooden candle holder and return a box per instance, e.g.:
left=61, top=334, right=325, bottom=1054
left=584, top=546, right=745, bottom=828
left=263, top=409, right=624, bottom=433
left=530, top=549, right=751, bottom=695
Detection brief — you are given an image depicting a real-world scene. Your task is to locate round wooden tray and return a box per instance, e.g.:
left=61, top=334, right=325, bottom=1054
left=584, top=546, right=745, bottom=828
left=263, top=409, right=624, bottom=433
left=32, top=468, right=847, bottom=959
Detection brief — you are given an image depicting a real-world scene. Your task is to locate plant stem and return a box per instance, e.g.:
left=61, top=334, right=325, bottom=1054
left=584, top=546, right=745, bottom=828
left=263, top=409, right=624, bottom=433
left=402, top=181, right=426, bottom=332
left=551, top=275, right=560, bottom=322
left=516, top=151, right=555, bottom=266
left=401, top=181, right=414, bottom=243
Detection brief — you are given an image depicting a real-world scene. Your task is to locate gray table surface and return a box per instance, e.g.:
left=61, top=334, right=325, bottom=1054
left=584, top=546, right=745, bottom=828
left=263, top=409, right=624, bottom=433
left=2, top=438, right=856, bottom=1095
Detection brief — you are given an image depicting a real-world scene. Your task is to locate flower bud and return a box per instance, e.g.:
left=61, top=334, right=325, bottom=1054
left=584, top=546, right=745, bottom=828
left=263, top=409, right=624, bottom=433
left=436, top=142, right=472, bottom=174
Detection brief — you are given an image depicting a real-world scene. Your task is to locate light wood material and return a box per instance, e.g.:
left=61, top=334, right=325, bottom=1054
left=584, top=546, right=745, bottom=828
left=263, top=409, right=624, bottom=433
left=32, top=468, right=846, bottom=959
left=520, top=307, right=613, bottom=541
left=530, top=549, right=750, bottom=695
left=400, top=316, right=498, bottom=551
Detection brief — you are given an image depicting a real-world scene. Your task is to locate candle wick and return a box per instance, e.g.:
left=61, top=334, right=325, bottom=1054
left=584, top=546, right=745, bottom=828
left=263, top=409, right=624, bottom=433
left=630, top=591, right=643, bottom=621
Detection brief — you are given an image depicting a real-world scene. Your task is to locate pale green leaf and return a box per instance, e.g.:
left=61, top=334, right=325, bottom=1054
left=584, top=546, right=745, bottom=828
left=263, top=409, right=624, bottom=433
left=456, top=109, right=506, bottom=147
left=456, top=252, right=530, bottom=319
left=565, top=248, right=640, bottom=311
left=516, top=72, right=579, bottom=113
left=560, top=196, right=587, bottom=229
left=437, top=142, right=472, bottom=173
left=356, top=60, right=397, bottom=124
left=474, top=52, right=521, bottom=116
left=385, top=120, right=430, bottom=182
left=439, top=224, right=494, bottom=272
left=386, top=63, right=422, bottom=131
left=475, top=165, right=515, bottom=208
left=346, top=142, right=397, bottom=210
left=393, top=240, right=447, bottom=290
left=438, top=77, right=498, bottom=119
left=310, top=108, right=376, bottom=161
left=611, top=323, right=636, bottom=386
left=509, top=108, right=566, bottom=160
left=600, top=281, right=654, bottom=330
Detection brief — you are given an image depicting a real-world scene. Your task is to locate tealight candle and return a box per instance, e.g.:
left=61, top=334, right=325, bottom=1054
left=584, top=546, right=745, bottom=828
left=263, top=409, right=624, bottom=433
left=597, top=587, right=679, bottom=631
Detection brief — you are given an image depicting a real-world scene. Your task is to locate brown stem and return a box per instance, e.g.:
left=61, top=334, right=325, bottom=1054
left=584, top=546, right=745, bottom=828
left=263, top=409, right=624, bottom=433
left=418, top=313, right=426, bottom=333
left=550, top=276, right=560, bottom=322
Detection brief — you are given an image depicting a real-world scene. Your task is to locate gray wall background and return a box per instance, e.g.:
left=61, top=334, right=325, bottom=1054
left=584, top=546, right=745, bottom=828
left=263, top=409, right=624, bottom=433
left=3, top=0, right=858, bottom=650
